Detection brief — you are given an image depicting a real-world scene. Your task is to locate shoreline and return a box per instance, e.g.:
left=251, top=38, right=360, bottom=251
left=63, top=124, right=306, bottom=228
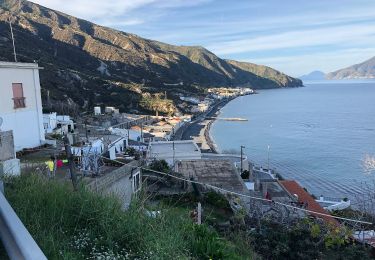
left=178, top=96, right=239, bottom=153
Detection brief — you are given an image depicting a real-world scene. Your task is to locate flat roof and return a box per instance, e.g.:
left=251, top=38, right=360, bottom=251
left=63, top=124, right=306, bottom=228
left=176, top=159, right=247, bottom=193
left=149, top=141, right=200, bottom=155
left=0, top=61, right=43, bottom=69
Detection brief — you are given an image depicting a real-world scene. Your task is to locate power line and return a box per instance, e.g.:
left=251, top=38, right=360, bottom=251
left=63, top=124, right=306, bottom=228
left=99, top=156, right=373, bottom=225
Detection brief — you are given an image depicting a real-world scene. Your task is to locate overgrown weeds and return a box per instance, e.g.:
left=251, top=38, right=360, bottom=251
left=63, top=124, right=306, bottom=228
left=1, top=174, right=254, bottom=259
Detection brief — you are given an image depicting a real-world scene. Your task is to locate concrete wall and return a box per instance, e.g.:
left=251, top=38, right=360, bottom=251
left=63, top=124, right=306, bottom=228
left=87, top=161, right=142, bottom=209
left=0, top=131, right=15, bottom=161
left=0, top=62, right=45, bottom=151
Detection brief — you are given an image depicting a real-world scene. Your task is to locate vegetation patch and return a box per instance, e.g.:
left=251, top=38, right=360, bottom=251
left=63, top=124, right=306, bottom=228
left=1, top=174, right=254, bottom=259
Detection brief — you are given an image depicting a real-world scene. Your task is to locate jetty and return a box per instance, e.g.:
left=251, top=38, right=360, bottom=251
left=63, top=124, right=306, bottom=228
left=206, top=117, right=248, bottom=121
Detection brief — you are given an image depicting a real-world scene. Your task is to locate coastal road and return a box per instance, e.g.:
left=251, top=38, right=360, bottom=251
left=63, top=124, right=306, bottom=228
left=173, top=98, right=232, bottom=152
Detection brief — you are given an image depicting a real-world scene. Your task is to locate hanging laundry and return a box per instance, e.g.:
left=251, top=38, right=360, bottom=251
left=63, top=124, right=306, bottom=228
left=56, top=160, right=63, bottom=168
left=45, top=160, right=54, bottom=172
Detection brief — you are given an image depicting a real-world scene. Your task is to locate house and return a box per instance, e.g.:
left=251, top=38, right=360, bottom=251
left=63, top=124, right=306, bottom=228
left=43, top=113, right=74, bottom=135
left=105, top=135, right=127, bottom=160
left=279, top=180, right=339, bottom=225
left=43, top=112, right=57, bottom=133
left=56, top=115, right=74, bottom=135
left=86, top=160, right=142, bottom=209
left=175, top=159, right=248, bottom=194
left=71, top=138, right=104, bottom=157
left=0, top=62, right=45, bottom=151
left=128, top=139, right=148, bottom=152
left=109, top=127, right=154, bottom=143
left=105, top=106, right=119, bottom=114
left=147, top=140, right=202, bottom=165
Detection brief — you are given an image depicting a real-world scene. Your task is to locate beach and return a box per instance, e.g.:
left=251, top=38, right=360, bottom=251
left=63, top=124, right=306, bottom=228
left=175, top=98, right=234, bottom=153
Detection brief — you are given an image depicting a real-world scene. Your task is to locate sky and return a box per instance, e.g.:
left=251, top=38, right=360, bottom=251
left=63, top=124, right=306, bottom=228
left=31, top=0, right=375, bottom=76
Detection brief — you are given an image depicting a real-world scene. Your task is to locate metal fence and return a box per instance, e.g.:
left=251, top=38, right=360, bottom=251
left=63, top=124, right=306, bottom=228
left=0, top=185, right=47, bottom=260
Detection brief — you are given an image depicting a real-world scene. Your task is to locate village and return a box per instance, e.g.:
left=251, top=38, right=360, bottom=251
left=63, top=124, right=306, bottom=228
left=0, top=61, right=374, bottom=258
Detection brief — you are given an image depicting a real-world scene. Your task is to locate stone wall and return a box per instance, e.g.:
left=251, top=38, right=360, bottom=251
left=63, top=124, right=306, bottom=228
left=0, top=131, right=15, bottom=161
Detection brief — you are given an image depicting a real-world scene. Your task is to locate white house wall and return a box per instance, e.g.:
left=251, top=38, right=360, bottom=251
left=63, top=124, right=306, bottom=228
left=0, top=63, right=45, bottom=151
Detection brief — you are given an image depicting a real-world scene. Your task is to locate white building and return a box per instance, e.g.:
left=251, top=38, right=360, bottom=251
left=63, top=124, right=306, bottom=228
left=43, top=113, right=74, bottom=135
left=43, top=112, right=57, bottom=133
left=71, top=139, right=104, bottom=157
left=147, top=140, right=202, bottom=166
left=94, top=106, right=101, bottom=115
left=0, top=62, right=45, bottom=151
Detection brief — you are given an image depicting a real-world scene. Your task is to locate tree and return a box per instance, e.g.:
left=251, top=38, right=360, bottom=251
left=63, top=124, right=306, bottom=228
left=149, top=160, right=170, bottom=173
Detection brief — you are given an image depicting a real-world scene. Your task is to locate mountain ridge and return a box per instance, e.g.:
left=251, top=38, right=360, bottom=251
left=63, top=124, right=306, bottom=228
left=0, top=0, right=302, bottom=114
left=327, top=56, right=375, bottom=79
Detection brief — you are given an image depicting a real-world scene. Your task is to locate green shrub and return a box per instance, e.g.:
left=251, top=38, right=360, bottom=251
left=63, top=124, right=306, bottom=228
left=148, top=159, right=170, bottom=173
left=1, top=174, right=253, bottom=259
left=204, top=191, right=231, bottom=210
left=184, top=224, right=242, bottom=260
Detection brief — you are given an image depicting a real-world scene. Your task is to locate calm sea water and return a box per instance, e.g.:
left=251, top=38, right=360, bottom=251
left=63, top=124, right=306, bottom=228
left=211, top=80, right=375, bottom=200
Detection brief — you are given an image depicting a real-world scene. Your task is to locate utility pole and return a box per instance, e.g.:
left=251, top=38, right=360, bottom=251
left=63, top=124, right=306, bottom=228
left=84, top=120, right=89, bottom=143
left=240, top=145, right=245, bottom=174
left=63, top=135, right=78, bottom=190
left=9, top=16, right=17, bottom=62
left=172, top=140, right=175, bottom=166
left=267, top=145, right=270, bottom=170
left=127, top=128, right=130, bottom=146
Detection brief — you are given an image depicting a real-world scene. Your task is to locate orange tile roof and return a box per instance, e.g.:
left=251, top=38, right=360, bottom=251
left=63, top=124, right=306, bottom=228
left=280, top=180, right=339, bottom=225
left=130, top=126, right=141, bottom=131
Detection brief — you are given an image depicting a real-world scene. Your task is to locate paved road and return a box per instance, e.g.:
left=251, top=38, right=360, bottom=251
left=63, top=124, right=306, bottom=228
left=173, top=98, right=233, bottom=151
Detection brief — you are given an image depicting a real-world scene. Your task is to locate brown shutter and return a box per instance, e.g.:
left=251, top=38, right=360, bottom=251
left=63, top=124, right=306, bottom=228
left=12, top=83, right=26, bottom=108
left=12, top=83, right=24, bottom=98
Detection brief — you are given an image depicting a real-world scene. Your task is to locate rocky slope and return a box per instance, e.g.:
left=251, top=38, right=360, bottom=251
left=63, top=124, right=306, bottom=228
left=0, top=0, right=302, bottom=114
left=327, top=57, right=375, bottom=79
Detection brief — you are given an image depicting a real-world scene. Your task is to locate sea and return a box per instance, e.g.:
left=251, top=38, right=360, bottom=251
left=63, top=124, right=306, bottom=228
left=211, top=80, right=375, bottom=201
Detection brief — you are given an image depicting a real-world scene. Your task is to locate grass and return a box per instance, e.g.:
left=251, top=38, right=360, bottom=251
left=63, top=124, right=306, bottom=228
left=1, top=174, right=256, bottom=259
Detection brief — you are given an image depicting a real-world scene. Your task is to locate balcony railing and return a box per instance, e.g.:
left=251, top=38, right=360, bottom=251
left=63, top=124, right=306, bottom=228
left=0, top=186, right=47, bottom=260
left=12, top=97, right=26, bottom=109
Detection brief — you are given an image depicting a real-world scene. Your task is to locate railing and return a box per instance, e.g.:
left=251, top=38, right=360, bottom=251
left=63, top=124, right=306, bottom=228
left=0, top=187, right=47, bottom=260
left=12, top=97, right=26, bottom=109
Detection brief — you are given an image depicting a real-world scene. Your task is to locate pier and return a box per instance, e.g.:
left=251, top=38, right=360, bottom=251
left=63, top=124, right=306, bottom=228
left=206, top=117, right=248, bottom=121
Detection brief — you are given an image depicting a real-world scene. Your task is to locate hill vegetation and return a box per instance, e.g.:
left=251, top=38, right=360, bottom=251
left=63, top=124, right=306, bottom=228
left=0, top=0, right=302, bottom=114
left=327, top=56, right=375, bottom=79
left=1, top=173, right=373, bottom=259
left=1, top=174, right=256, bottom=259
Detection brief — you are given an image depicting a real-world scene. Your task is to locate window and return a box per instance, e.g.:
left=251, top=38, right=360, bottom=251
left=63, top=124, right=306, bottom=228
left=12, top=83, right=26, bottom=108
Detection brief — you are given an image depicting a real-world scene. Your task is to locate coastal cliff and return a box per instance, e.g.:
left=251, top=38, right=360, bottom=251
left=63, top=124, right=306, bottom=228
left=327, top=56, right=375, bottom=79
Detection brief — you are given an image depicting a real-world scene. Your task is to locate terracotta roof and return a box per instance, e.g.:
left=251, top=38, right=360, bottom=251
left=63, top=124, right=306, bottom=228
left=280, top=180, right=339, bottom=225
left=130, top=126, right=141, bottom=131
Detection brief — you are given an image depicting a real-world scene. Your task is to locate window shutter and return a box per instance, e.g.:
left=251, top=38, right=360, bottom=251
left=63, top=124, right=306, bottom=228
left=12, top=83, right=26, bottom=108
left=12, top=83, right=24, bottom=98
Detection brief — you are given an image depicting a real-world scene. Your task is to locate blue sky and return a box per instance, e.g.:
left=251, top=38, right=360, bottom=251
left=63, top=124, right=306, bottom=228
left=32, top=0, right=375, bottom=76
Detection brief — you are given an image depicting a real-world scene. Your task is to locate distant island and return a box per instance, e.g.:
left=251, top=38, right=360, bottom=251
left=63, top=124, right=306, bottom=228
left=299, top=70, right=326, bottom=81
left=327, top=56, right=375, bottom=79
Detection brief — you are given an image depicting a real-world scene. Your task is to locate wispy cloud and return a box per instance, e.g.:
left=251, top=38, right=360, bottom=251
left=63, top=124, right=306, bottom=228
left=30, top=0, right=375, bottom=75
left=208, top=23, right=375, bottom=55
